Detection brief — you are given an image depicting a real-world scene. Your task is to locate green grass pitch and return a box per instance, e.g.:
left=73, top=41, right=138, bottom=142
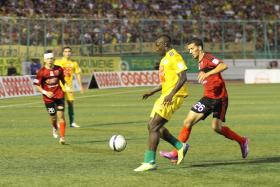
left=0, top=83, right=279, bottom=187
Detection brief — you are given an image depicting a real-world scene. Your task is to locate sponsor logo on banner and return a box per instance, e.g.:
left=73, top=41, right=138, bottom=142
left=92, top=71, right=160, bottom=89
left=0, top=76, right=38, bottom=99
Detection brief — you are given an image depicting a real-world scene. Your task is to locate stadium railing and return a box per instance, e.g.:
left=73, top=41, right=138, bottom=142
left=0, top=17, right=279, bottom=75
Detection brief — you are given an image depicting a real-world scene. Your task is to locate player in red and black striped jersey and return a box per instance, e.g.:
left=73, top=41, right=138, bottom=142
left=33, top=50, right=67, bottom=145
left=160, top=38, right=249, bottom=162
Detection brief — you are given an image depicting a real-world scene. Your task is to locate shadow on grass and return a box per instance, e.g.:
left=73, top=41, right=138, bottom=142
left=189, top=156, right=280, bottom=168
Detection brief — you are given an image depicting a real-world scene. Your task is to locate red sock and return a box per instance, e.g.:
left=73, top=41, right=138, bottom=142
left=178, top=127, right=191, bottom=142
left=59, top=121, right=66, bottom=138
left=172, top=127, right=191, bottom=156
left=220, top=126, right=244, bottom=144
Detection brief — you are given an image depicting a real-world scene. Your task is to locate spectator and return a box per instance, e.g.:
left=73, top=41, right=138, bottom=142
left=30, top=58, right=42, bottom=75
left=7, top=62, right=17, bottom=76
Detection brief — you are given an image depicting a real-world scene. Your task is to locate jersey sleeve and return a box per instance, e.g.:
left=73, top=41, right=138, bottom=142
left=209, top=57, right=222, bottom=67
left=73, top=62, right=81, bottom=74
left=173, top=54, right=187, bottom=74
left=33, top=69, right=42, bottom=86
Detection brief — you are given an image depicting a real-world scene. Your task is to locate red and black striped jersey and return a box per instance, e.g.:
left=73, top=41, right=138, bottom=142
left=33, top=65, right=65, bottom=103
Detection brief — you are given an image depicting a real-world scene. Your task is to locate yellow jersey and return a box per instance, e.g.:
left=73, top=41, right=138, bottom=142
left=54, top=57, right=81, bottom=88
left=159, top=49, right=188, bottom=97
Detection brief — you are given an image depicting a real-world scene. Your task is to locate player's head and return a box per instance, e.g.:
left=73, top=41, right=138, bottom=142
left=44, top=50, right=54, bottom=67
left=186, top=38, right=204, bottom=59
left=62, top=46, right=72, bottom=59
left=155, top=34, right=172, bottom=56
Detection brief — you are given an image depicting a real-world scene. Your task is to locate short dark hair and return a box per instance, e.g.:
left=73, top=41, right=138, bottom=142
left=45, top=50, right=53, bottom=54
left=63, top=46, right=72, bottom=51
left=157, top=34, right=172, bottom=47
left=187, top=38, right=203, bottom=49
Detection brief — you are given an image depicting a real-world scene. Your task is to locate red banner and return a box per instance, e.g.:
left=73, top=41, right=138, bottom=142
left=92, top=71, right=160, bottom=89
left=0, top=76, right=38, bottom=99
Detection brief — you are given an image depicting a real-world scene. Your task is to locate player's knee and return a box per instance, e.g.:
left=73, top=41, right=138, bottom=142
left=183, top=119, right=192, bottom=129
left=50, top=116, right=56, bottom=122
left=212, top=123, right=221, bottom=133
left=148, top=122, right=160, bottom=132
left=57, top=105, right=64, bottom=110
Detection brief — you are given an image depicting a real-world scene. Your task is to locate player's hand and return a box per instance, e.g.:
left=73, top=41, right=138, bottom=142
left=65, top=85, right=71, bottom=92
left=198, top=71, right=208, bottom=84
left=142, top=92, right=153, bottom=100
left=45, top=91, right=54, bottom=98
left=163, top=94, right=173, bottom=105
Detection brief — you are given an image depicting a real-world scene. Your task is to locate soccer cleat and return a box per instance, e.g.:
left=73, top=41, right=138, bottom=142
left=159, top=151, right=178, bottom=163
left=134, top=162, right=157, bottom=172
left=240, top=137, right=249, bottom=158
left=70, top=123, right=80, bottom=128
left=52, top=128, right=58, bottom=139
left=59, top=137, right=66, bottom=145
left=177, top=143, right=190, bottom=165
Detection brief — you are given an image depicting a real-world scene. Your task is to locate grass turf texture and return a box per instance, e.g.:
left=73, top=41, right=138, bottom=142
left=0, top=83, right=279, bottom=187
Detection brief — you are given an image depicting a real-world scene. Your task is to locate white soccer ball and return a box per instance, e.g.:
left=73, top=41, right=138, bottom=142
left=109, top=135, right=127, bottom=152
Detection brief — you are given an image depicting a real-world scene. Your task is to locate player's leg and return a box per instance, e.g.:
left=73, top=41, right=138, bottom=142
left=134, top=96, right=186, bottom=171
left=212, top=118, right=249, bottom=158
left=211, top=97, right=249, bottom=158
left=66, top=92, right=79, bottom=127
left=56, top=99, right=66, bottom=144
left=160, top=97, right=209, bottom=161
left=160, top=110, right=203, bottom=161
left=134, top=115, right=164, bottom=172
left=45, top=102, right=58, bottom=138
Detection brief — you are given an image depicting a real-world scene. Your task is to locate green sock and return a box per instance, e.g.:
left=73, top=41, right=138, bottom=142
left=169, top=136, right=183, bottom=150
left=144, top=150, right=156, bottom=164
left=68, top=104, right=74, bottom=124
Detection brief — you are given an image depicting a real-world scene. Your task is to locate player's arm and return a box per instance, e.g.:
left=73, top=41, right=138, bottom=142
left=33, top=71, right=54, bottom=98
left=35, top=85, right=54, bottom=98
left=198, top=62, right=228, bottom=83
left=75, top=73, right=84, bottom=93
left=58, top=67, right=71, bottom=92
left=74, top=63, right=84, bottom=93
left=142, top=85, right=162, bottom=100
left=163, top=70, right=187, bottom=104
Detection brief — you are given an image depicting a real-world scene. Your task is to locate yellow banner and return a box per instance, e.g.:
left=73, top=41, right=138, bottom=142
left=73, top=56, right=121, bottom=75
left=0, top=57, right=21, bottom=76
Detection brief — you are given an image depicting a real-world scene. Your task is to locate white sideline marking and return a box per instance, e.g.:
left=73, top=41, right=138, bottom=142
left=0, top=88, right=149, bottom=108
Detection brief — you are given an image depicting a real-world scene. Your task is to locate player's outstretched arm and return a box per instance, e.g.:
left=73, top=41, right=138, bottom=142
left=142, top=85, right=162, bottom=100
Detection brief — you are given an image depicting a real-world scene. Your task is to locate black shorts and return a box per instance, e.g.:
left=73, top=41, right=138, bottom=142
left=191, top=96, right=228, bottom=122
left=45, top=98, right=65, bottom=116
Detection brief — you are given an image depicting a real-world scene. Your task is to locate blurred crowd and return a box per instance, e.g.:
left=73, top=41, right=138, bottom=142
left=0, top=0, right=280, bottom=52
left=1, top=0, right=279, bottom=20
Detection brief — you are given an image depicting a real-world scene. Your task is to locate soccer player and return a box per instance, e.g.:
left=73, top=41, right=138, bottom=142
left=33, top=50, right=67, bottom=144
left=134, top=35, right=189, bottom=172
left=160, top=38, right=249, bottom=162
left=55, top=46, right=83, bottom=128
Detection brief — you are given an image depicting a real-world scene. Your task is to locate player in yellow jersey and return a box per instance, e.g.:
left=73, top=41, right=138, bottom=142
left=55, top=46, right=84, bottom=128
left=134, top=35, right=189, bottom=172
